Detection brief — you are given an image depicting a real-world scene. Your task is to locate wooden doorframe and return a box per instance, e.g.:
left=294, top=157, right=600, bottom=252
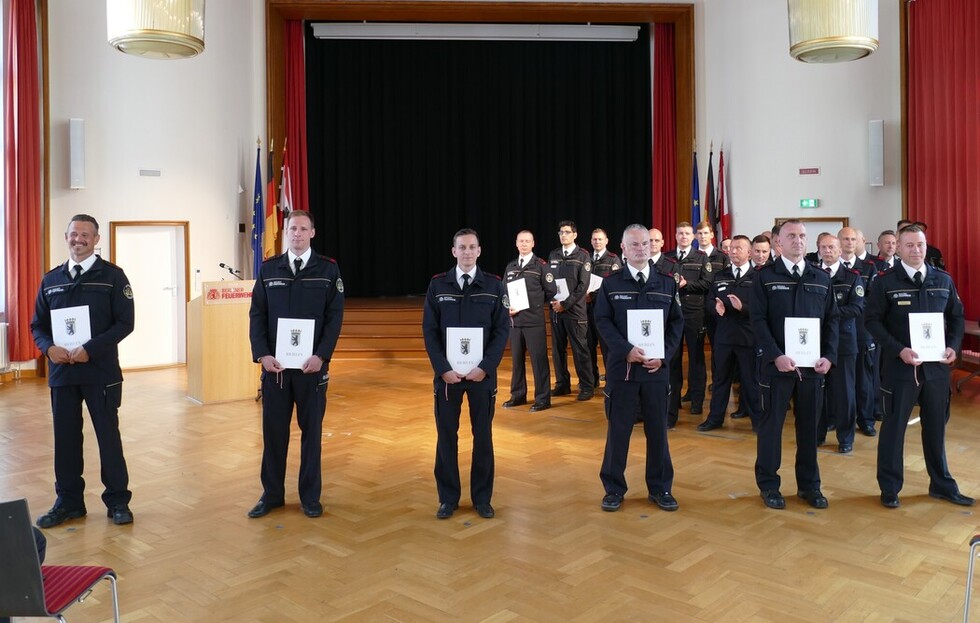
left=108, top=221, right=191, bottom=303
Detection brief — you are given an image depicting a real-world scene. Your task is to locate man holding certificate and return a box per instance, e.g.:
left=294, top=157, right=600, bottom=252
left=423, top=229, right=509, bottom=520
left=750, top=219, right=838, bottom=511
left=31, top=214, right=135, bottom=528
left=594, top=224, right=684, bottom=513
left=248, top=210, right=345, bottom=519
left=864, top=225, right=971, bottom=508
left=548, top=221, right=595, bottom=401
left=503, top=230, right=557, bottom=412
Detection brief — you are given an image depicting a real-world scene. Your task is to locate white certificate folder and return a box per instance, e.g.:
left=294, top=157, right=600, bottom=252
left=447, top=327, right=484, bottom=375
left=51, top=305, right=91, bottom=349
left=506, top=279, right=530, bottom=312
left=784, top=317, right=821, bottom=367
left=908, top=312, right=946, bottom=362
left=626, top=309, right=665, bottom=359
left=275, top=318, right=316, bottom=369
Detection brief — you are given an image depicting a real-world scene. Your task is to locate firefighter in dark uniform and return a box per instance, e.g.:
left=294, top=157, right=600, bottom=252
left=665, top=221, right=712, bottom=423
left=695, top=221, right=731, bottom=367
left=864, top=225, right=973, bottom=509
left=813, top=234, right=864, bottom=454
left=548, top=220, right=595, bottom=400
left=248, top=210, right=345, bottom=519
left=750, top=220, right=838, bottom=510
left=31, top=214, right=136, bottom=528
left=586, top=228, right=623, bottom=387
left=423, top=228, right=509, bottom=520
left=503, top=230, right=557, bottom=412
left=595, top=225, right=684, bottom=513
left=840, top=227, right=880, bottom=437
left=649, top=228, right=679, bottom=280
left=698, top=235, right=760, bottom=432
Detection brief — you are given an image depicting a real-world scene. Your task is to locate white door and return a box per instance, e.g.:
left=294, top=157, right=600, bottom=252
left=113, top=225, right=187, bottom=368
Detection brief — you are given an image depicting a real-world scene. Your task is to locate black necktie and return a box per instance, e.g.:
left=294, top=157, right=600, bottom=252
left=594, top=253, right=599, bottom=262
left=734, top=267, right=741, bottom=280
left=792, top=265, right=801, bottom=280
left=824, top=267, right=831, bottom=275
left=843, top=261, right=851, bottom=270
left=462, top=273, right=471, bottom=290
left=678, top=251, right=686, bottom=262
left=564, top=250, right=569, bottom=259
left=913, top=271, right=922, bottom=286
left=72, top=265, right=82, bottom=281
left=518, top=258, right=524, bottom=269
left=637, top=272, right=646, bottom=286
left=293, top=258, right=303, bottom=274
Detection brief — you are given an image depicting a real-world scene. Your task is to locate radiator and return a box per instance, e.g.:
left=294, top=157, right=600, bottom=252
left=0, top=323, right=9, bottom=371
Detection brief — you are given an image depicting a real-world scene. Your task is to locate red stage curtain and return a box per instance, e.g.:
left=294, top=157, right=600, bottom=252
left=652, top=23, right=677, bottom=237
left=4, top=0, right=42, bottom=361
left=284, top=20, right=310, bottom=213
left=907, top=0, right=979, bottom=319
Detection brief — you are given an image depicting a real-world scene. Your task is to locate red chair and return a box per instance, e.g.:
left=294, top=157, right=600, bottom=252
left=0, top=499, right=120, bottom=622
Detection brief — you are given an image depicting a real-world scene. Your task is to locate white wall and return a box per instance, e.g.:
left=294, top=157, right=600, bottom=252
left=44, top=0, right=902, bottom=281
left=47, top=0, right=265, bottom=284
left=698, top=0, right=902, bottom=246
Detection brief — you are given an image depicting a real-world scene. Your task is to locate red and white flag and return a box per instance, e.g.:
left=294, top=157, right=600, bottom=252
left=279, top=145, right=294, bottom=253
left=718, top=148, right=730, bottom=241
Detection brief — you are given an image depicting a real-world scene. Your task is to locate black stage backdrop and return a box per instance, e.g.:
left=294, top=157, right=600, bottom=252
left=305, top=24, right=652, bottom=297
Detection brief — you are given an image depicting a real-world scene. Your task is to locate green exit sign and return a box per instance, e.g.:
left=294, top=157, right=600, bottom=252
left=800, top=198, right=820, bottom=208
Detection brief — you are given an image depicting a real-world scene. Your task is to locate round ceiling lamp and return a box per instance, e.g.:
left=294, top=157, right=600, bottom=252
left=107, top=0, right=205, bottom=60
left=787, top=0, right=878, bottom=63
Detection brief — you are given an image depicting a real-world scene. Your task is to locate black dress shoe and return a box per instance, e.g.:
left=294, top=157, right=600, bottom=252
left=529, top=402, right=551, bottom=412
left=730, top=410, right=747, bottom=419
left=929, top=490, right=976, bottom=506
left=107, top=505, right=134, bottom=525
left=666, top=418, right=677, bottom=430
left=649, top=491, right=679, bottom=511
left=576, top=391, right=594, bottom=401
left=760, top=489, right=785, bottom=510
left=247, top=500, right=284, bottom=518
left=859, top=424, right=877, bottom=437
left=880, top=493, right=900, bottom=508
left=302, top=502, right=323, bottom=518
left=798, top=490, right=829, bottom=509
left=681, top=393, right=692, bottom=403
left=475, top=503, right=495, bottom=519
left=874, top=413, right=884, bottom=421
left=502, top=399, right=526, bottom=408
left=689, top=405, right=703, bottom=415
left=436, top=502, right=459, bottom=519
left=553, top=386, right=571, bottom=396
left=601, top=493, right=624, bottom=512
left=838, top=443, right=853, bottom=454
left=696, top=420, right=722, bottom=432
left=816, top=437, right=827, bottom=446
left=36, top=505, right=87, bottom=529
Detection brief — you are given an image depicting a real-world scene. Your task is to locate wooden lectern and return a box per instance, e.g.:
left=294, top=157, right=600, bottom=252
left=187, top=280, right=259, bottom=403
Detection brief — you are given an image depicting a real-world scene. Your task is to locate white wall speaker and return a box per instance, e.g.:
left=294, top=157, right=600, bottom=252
left=69, top=118, right=85, bottom=189
left=868, top=119, right=884, bottom=187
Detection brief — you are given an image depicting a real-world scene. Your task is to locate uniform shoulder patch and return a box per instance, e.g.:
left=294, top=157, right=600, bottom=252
left=612, top=264, right=620, bottom=271
left=705, top=263, right=712, bottom=273
left=584, top=261, right=592, bottom=272
left=502, top=294, right=510, bottom=308
left=123, top=284, right=134, bottom=299
left=854, top=284, right=864, bottom=297
left=545, top=273, right=555, bottom=283
left=336, top=278, right=344, bottom=293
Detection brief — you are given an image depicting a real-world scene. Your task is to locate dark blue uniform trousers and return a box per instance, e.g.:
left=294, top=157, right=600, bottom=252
left=509, top=325, right=551, bottom=405
left=51, top=383, right=131, bottom=510
left=706, top=343, right=760, bottom=426
left=600, top=380, right=673, bottom=496
left=856, top=346, right=880, bottom=426
left=433, top=378, right=496, bottom=505
left=552, top=314, right=594, bottom=392
left=820, top=354, right=856, bottom=445
left=756, top=373, right=824, bottom=492
left=260, top=370, right=327, bottom=506
left=877, top=377, right=957, bottom=496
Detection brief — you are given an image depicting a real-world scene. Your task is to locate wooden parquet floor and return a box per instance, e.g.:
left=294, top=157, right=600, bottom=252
left=2, top=360, right=979, bottom=622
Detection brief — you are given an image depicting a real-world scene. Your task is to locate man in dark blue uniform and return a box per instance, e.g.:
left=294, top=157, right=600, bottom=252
left=814, top=234, right=864, bottom=454
left=751, top=219, right=838, bottom=510
left=864, top=225, right=972, bottom=509
left=840, top=227, right=880, bottom=437
left=666, top=222, right=712, bottom=422
left=423, top=228, right=509, bottom=520
left=586, top=228, right=623, bottom=388
left=698, top=235, right=760, bottom=432
left=548, top=221, right=595, bottom=401
left=248, top=210, right=345, bottom=519
left=503, top=230, right=556, bottom=412
left=31, top=214, right=135, bottom=528
left=595, top=224, right=684, bottom=512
